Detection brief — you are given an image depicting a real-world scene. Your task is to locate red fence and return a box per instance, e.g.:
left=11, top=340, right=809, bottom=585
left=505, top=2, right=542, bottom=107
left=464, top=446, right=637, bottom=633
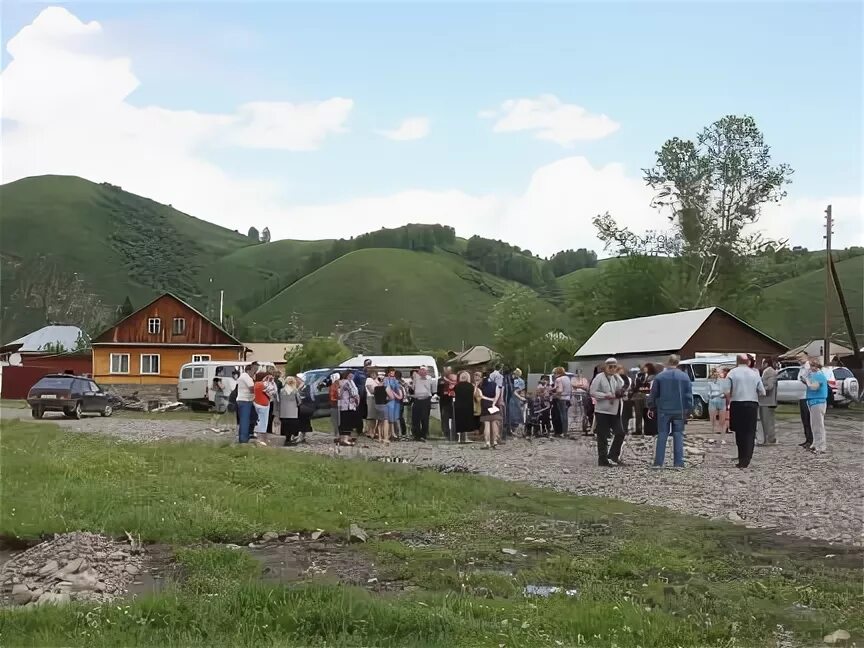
left=1, top=354, right=93, bottom=400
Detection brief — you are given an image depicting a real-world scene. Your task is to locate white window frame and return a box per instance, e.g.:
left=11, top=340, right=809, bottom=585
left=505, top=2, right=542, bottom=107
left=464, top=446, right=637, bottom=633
left=109, top=353, right=130, bottom=374
left=173, top=318, right=186, bottom=335
left=192, top=354, right=211, bottom=363
left=140, top=354, right=161, bottom=375
left=147, top=318, right=161, bottom=334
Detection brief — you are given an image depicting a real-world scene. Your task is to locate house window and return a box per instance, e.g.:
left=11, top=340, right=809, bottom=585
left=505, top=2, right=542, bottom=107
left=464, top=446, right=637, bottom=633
left=110, top=353, right=130, bottom=374
left=148, top=318, right=161, bottom=334
left=173, top=318, right=186, bottom=335
left=192, top=354, right=211, bottom=363
left=140, top=354, right=160, bottom=375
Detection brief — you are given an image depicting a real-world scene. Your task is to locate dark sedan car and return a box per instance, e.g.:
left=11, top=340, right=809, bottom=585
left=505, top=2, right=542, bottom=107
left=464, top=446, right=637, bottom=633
left=27, top=374, right=115, bottom=419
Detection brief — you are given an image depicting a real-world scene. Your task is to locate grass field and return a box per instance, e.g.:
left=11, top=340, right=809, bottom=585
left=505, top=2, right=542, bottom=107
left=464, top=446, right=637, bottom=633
left=756, top=255, right=864, bottom=346
left=1, top=419, right=861, bottom=647
left=246, top=248, right=563, bottom=349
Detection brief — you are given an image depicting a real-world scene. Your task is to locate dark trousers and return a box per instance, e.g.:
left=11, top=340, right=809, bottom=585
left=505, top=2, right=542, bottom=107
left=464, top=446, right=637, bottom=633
left=631, top=398, right=644, bottom=434
left=798, top=399, right=813, bottom=444
left=266, top=402, right=275, bottom=434
left=412, top=398, right=431, bottom=439
left=399, top=403, right=409, bottom=437
left=440, top=400, right=454, bottom=441
left=642, top=407, right=657, bottom=436
left=621, top=400, right=634, bottom=432
left=595, top=413, right=625, bottom=465
left=730, top=401, right=758, bottom=467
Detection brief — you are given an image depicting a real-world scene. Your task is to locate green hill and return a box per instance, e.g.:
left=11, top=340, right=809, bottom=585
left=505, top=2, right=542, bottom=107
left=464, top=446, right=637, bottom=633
left=754, top=255, right=864, bottom=347
left=245, top=248, right=563, bottom=349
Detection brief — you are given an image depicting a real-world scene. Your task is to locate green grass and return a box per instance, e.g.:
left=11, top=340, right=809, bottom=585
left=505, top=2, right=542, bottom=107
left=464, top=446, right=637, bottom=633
left=754, top=255, right=864, bottom=347
left=1, top=419, right=862, bottom=646
left=245, top=248, right=563, bottom=349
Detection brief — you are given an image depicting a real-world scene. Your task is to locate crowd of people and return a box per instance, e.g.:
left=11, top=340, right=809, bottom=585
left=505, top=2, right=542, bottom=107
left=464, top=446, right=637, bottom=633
left=215, top=352, right=834, bottom=467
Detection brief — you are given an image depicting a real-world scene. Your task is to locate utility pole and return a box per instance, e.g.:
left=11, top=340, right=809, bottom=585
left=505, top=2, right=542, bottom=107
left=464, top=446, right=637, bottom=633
left=823, top=205, right=833, bottom=366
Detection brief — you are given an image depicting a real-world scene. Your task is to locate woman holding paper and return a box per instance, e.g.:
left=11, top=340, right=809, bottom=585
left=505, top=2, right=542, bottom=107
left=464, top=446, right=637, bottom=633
left=479, top=374, right=503, bottom=449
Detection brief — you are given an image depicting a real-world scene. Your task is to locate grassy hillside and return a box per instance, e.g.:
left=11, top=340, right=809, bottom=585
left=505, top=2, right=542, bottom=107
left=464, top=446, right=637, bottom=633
left=754, top=255, right=864, bottom=346
left=0, top=176, right=328, bottom=340
left=245, top=248, right=563, bottom=349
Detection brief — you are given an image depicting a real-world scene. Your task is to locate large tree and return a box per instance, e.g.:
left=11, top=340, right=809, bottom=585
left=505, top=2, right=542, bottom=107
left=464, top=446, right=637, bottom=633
left=593, top=115, right=793, bottom=312
left=283, top=337, right=350, bottom=376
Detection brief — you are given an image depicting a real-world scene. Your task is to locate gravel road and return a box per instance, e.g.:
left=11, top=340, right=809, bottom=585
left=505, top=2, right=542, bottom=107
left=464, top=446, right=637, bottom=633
left=5, top=406, right=862, bottom=547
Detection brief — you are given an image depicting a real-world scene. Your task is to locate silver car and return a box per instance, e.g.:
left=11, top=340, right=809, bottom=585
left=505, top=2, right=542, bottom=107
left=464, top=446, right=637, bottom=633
left=775, top=365, right=859, bottom=406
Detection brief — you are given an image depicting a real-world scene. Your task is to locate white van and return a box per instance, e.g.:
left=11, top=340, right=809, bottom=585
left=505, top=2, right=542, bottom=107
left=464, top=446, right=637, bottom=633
left=339, top=355, right=440, bottom=381
left=177, top=360, right=276, bottom=410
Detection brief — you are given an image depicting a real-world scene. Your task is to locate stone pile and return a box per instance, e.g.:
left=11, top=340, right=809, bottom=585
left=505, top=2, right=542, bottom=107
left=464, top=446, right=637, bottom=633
left=0, top=532, right=145, bottom=607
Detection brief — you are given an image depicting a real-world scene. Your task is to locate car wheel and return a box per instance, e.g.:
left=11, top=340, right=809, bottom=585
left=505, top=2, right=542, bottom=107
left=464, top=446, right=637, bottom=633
left=71, top=401, right=83, bottom=420
left=692, top=397, right=707, bottom=420
left=100, top=404, right=113, bottom=417
left=31, top=407, right=43, bottom=419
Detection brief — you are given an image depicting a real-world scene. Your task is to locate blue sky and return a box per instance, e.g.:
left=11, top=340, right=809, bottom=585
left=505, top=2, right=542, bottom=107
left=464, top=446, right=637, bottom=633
left=2, top=1, right=862, bottom=252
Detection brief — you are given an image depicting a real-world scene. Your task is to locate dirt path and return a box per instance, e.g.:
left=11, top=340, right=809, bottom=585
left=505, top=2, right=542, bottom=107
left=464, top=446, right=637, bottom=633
left=4, top=406, right=862, bottom=546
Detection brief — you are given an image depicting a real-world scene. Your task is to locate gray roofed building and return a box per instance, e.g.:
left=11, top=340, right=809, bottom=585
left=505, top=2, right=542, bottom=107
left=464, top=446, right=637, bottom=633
left=0, top=325, right=87, bottom=356
left=570, top=307, right=787, bottom=375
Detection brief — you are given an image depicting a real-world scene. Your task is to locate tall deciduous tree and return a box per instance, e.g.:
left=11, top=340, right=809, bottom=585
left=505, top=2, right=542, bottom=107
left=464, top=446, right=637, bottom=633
left=283, top=337, right=350, bottom=376
left=593, top=115, right=793, bottom=312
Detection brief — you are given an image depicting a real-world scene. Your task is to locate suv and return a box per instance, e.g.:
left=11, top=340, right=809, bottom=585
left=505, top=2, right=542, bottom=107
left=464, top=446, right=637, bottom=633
left=775, top=365, right=859, bottom=406
left=678, top=356, right=738, bottom=418
left=27, top=374, right=115, bottom=419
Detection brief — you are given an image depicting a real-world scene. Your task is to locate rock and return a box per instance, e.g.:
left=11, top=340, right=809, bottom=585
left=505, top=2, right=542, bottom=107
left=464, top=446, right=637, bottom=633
left=261, top=531, right=279, bottom=542
left=11, top=584, right=32, bottom=605
left=367, top=577, right=378, bottom=584
left=108, top=551, right=127, bottom=561
left=60, top=558, right=84, bottom=575
left=726, top=511, right=743, bottom=523
left=311, top=530, right=324, bottom=541
left=65, top=571, right=98, bottom=591
left=823, top=630, right=851, bottom=644
left=562, top=468, right=571, bottom=474
left=38, top=560, right=59, bottom=576
left=125, top=565, right=140, bottom=576
left=501, top=548, right=518, bottom=555
left=349, top=524, right=368, bottom=543
left=35, top=591, right=70, bottom=606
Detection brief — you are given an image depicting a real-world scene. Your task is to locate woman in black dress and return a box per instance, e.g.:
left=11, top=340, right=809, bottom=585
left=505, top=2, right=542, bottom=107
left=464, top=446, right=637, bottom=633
left=640, top=363, right=658, bottom=436
left=453, top=371, right=476, bottom=444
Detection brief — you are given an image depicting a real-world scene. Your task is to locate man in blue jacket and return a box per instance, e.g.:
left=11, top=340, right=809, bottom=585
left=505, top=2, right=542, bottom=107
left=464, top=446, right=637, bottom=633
left=648, top=354, right=693, bottom=468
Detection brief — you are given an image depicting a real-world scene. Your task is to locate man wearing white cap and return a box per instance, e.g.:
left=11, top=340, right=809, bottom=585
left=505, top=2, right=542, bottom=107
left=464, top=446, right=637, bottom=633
left=589, top=357, right=627, bottom=466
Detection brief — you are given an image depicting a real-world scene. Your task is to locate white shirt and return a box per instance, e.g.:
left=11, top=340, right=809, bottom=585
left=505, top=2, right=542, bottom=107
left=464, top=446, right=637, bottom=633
left=236, top=373, right=255, bottom=402
left=554, top=375, right=572, bottom=401
left=219, top=376, right=236, bottom=396
left=365, top=377, right=377, bottom=397
left=726, top=366, right=766, bottom=403
left=797, top=361, right=811, bottom=384
left=489, top=370, right=504, bottom=388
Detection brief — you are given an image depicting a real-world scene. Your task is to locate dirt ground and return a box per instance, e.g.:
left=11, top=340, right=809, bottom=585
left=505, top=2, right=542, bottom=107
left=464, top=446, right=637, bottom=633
left=4, top=405, right=862, bottom=547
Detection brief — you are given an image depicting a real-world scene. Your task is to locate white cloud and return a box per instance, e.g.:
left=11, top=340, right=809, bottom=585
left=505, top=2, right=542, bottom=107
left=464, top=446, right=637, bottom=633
left=228, top=99, right=353, bottom=151
left=377, top=117, right=430, bottom=141
left=481, top=94, right=620, bottom=146
left=2, top=8, right=859, bottom=261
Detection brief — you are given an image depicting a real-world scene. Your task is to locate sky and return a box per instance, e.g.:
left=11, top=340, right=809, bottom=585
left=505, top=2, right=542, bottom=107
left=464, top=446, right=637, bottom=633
left=1, top=1, right=862, bottom=255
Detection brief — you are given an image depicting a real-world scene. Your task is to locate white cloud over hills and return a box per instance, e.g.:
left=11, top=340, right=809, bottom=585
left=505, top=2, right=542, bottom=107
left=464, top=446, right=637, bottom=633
left=2, top=7, right=860, bottom=257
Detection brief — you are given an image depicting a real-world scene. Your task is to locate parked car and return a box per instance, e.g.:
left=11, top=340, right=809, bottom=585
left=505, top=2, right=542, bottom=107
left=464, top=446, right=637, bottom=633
left=678, top=356, right=738, bottom=419
left=177, top=360, right=276, bottom=410
left=299, top=367, right=341, bottom=418
left=775, top=365, right=859, bottom=406
left=27, top=374, right=115, bottom=419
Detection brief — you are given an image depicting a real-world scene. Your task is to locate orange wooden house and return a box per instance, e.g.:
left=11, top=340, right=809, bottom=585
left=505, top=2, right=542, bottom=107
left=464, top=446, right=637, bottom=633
left=91, top=293, right=245, bottom=395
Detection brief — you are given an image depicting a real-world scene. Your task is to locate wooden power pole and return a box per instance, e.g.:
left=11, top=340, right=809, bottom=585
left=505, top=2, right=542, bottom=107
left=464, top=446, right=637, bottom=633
left=823, top=205, right=833, bottom=366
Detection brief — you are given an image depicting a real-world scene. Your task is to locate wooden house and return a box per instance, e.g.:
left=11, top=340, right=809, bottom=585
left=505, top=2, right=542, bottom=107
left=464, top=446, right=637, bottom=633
left=91, top=293, right=245, bottom=397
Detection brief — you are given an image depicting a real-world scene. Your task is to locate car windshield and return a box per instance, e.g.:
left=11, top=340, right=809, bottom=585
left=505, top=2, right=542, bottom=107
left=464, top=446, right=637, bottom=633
left=33, top=377, right=74, bottom=390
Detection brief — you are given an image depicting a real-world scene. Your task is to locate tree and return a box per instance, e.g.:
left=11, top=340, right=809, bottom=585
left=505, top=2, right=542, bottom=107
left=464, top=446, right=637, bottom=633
left=567, top=255, right=675, bottom=344
left=117, top=296, right=134, bottom=320
left=381, top=321, right=418, bottom=354
left=283, top=336, right=350, bottom=376
left=247, top=226, right=260, bottom=242
left=261, top=227, right=271, bottom=243
left=593, top=115, right=793, bottom=312
left=489, top=289, right=557, bottom=372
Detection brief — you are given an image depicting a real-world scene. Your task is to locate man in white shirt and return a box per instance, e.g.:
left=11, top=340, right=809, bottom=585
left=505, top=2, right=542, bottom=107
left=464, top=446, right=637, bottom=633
left=796, top=353, right=814, bottom=448
left=236, top=362, right=257, bottom=443
left=489, top=365, right=504, bottom=388
left=725, top=355, right=765, bottom=469
left=552, top=367, right=572, bottom=436
left=411, top=366, right=436, bottom=441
